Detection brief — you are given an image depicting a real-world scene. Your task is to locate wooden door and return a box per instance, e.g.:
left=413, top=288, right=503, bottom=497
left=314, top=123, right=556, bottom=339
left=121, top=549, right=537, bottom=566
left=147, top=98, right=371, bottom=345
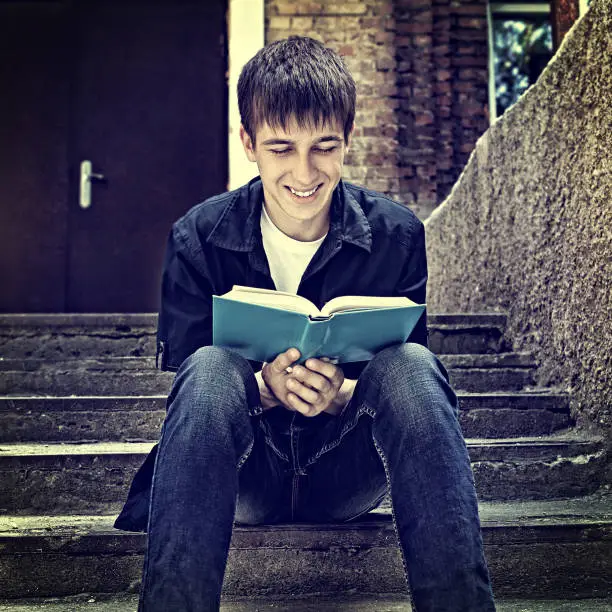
left=0, top=4, right=72, bottom=312
left=0, top=0, right=227, bottom=313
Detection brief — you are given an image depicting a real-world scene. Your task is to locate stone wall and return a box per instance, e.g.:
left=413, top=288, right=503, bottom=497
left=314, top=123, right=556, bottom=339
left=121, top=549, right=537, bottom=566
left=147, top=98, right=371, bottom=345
left=265, top=0, right=488, bottom=219
left=424, top=0, right=612, bottom=437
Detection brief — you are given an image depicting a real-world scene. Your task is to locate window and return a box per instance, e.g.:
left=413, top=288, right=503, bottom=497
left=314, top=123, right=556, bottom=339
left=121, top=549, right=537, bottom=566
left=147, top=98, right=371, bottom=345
left=488, top=2, right=554, bottom=120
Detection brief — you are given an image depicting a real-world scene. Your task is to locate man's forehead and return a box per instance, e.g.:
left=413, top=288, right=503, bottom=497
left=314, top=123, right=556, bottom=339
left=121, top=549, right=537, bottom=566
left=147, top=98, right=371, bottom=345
left=256, top=116, right=344, bottom=141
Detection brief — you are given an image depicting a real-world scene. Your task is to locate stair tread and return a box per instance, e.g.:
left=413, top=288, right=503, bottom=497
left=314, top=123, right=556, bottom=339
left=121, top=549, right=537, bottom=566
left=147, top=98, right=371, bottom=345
left=0, top=312, right=508, bottom=327
left=0, top=390, right=570, bottom=409
left=0, top=352, right=534, bottom=367
left=1, top=493, right=610, bottom=537
left=0, top=594, right=611, bottom=612
left=0, top=431, right=601, bottom=457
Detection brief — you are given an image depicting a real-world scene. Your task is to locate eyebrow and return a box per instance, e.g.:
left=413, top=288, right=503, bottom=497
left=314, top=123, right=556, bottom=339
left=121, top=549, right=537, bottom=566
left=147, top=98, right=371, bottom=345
left=261, top=135, right=343, bottom=146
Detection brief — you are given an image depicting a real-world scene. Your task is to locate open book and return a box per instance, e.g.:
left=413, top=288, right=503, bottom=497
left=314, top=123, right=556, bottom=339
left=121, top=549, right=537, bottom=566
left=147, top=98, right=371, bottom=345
left=212, top=285, right=425, bottom=364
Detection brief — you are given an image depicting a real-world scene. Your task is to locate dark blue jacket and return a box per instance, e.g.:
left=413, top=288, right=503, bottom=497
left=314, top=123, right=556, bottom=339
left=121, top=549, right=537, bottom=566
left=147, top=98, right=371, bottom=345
left=114, top=177, right=428, bottom=532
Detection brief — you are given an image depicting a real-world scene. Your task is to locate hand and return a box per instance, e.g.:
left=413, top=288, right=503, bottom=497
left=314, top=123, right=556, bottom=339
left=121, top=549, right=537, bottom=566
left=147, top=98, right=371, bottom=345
left=260, top=348, right=302, bottom=411
left=284, top=356, right=346, bottom=417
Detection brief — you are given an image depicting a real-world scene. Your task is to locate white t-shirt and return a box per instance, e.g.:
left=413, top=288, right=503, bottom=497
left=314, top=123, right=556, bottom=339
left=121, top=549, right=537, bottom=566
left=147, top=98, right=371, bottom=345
left=260, top=203, right=327, bottom=294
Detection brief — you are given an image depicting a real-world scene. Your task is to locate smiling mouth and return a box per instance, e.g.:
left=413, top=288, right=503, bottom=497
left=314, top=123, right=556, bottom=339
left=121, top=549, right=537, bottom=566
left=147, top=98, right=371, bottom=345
left=287, top=184, right=321, bottom=198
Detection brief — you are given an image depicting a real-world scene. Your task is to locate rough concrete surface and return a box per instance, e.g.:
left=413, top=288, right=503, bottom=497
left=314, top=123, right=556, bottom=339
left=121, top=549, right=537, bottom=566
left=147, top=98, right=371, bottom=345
left=424, top=0, right=612, bottom=441
left=0, top=594, right=611, bottom=612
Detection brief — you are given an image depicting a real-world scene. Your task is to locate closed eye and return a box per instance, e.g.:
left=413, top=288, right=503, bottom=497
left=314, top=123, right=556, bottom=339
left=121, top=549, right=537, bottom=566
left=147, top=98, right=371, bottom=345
left=269, top=148, right=291, bottom=156
left=314, top=147, right=337, bottom=154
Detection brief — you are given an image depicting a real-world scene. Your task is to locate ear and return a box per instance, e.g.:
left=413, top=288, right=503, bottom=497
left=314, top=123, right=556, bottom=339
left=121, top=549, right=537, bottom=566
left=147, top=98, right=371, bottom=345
left=240, top=124, right=257, bottom=162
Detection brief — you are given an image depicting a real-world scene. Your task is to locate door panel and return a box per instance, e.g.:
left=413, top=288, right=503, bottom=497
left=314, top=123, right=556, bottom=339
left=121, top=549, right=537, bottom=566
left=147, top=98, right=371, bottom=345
left=0, top=4, right=71, bottom=312
left=68, top=1, right=227, bottom=312
left=0, top=1, right=227, bottom=313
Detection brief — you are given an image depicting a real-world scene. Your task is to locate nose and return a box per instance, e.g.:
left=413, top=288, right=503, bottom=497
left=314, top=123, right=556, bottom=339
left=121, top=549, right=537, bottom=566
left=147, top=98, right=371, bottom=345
left=293, top=152, right=318, bottom=188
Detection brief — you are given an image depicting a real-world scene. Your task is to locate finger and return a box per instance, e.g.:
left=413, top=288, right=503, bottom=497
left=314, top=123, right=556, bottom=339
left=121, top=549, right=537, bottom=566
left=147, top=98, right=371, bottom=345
left=305, top=358, right=343, bottom=386
left=286, top=391, right=318, bottom=417
left=291, top=365, right=332, bottom=394
left=286, top=377, right=320, bottom=405
left=270, top=348, right=301, bottom=374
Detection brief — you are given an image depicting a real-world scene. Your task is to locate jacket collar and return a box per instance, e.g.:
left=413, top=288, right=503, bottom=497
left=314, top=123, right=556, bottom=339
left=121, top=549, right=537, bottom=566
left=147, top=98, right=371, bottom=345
left=206, top=177, right=372, bottom=253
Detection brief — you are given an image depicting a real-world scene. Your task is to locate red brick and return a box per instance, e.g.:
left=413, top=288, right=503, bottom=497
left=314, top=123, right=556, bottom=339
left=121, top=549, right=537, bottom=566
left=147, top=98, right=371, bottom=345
left=396, top=0, right=433, bottom=9
left=291, top=16, right=314, bottom=29
left=433, top=5, right=451, bottom=17
left=434, top=81, right=452, bottom=94
left=415, top=111, right=435, bottom=126
left=436, top=69, right=452, bottom=81
left=452, top=4, right=487, bottom=15
left=458, top=67, right=487, bottom=80
left=414, top=35, right=433, bottom=46
left=376, top=56, right=396, bottom=71
left=338, top=45, right=355, bottom=56
left=458, top=17, right=486, bottom=29
left=396, top=22, right=432, bottom=34
left=451, top=29, right=487, bottom=41
left=412, top=10, right=434, bottom=22
left=362, top=126, right=379, bottom=137
left=454, top=81, right=476, bottom=92
left=416, top=164, right=437, bottom=178
left=433, top=17, right=451, bottom=30
left=382, top=125, right=399, bottom=138
left=432, top=44, right=451, bottom=55
left=453, top=103, right=484, bottom=117
left=453, top=55, right=488, bottom=67
left=397, top=61, right=412, bottom=73
left=374, top=31, right=395, bottom=44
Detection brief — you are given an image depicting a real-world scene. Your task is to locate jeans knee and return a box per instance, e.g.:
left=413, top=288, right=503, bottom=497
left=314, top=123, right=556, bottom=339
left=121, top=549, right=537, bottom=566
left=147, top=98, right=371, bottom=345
left=368, top=342, right=442, bottom=386
left=362, top=343, right=459, bottom=429
left=182, top=346, right=250, bottom=379
left=169, top=346, right=259, bottom=421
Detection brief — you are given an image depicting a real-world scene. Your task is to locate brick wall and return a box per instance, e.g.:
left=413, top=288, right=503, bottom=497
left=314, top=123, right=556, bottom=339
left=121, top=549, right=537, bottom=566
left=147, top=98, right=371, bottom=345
left=265, top=0, right=489, bottom=219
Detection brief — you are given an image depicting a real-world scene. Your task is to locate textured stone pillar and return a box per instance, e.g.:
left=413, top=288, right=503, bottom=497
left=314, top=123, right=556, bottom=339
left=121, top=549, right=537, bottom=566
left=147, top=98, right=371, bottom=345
left=424, top=0, right=612, bottom=438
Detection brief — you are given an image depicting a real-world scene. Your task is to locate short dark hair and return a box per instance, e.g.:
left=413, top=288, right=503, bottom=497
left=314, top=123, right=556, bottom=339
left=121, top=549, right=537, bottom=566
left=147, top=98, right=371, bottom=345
left=238, top=36, right=356, bottom=145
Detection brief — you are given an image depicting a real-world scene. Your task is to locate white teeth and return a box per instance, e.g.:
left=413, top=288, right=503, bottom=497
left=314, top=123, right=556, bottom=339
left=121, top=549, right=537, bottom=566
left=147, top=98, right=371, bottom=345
left=289, top=185, right=318, bottom=197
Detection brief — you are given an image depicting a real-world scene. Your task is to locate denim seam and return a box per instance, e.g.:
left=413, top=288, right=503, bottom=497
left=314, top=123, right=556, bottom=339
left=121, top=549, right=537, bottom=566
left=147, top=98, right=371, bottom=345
left=137, top=424, right=167, bottom=611
left=291, top=472, right=300, bottom=521
left=302, top=403, right=375, bottom=469
left=262, top=434, right=290, bottom=462
left=370, top=428, right=414, bottom=608
left=257, top=420, right=290, bottom=462
left=290, top=423, right=306, bottom=475
left=236, top=437, right=255, bottom=471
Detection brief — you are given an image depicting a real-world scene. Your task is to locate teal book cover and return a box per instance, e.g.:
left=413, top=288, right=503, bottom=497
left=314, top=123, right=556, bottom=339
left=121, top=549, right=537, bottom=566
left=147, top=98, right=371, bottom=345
left=212, top=295, right=426, bottom=364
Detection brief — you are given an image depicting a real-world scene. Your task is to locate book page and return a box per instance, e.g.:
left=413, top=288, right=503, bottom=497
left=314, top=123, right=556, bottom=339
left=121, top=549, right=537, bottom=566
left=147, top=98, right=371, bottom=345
left=223, top=286, right=320, bottom=316
left=321, top=295, right=418, bottom=317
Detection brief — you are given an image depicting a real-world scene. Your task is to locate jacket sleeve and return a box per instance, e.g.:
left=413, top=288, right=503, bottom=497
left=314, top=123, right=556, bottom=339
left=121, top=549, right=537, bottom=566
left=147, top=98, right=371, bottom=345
left=395, top=220, right=429, bottom=350
left=156, top=224, right=215, bottom=371
left=341, top=218, right=429, bottom=380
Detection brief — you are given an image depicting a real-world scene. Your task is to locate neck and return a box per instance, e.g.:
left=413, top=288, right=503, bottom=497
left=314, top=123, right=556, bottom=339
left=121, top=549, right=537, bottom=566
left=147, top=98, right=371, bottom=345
left=263, top=203, right=330, bottom=242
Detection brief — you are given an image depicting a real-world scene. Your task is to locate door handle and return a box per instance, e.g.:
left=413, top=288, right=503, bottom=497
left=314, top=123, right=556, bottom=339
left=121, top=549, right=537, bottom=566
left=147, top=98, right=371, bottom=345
left=80, top=160, right=105, bottom=209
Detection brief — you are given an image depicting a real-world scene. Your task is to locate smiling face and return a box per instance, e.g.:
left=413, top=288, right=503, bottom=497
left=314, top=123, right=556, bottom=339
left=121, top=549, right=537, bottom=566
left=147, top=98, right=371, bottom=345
left=240, top=117, right=352, bottom=241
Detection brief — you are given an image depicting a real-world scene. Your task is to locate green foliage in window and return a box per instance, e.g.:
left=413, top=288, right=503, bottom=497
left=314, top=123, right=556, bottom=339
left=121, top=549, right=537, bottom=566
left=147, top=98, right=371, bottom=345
left=493, top=18, right=553, bottom=116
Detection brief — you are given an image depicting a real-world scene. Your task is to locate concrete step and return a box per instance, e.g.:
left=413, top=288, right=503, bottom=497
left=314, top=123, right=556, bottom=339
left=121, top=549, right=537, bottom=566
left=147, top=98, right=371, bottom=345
left=0, top=391, right=572, bottom=443
left=0, top=494, right=610, bottom=599
left=2, top=595, right=612, bottom=612
left=0, top=434, right=605, bottom=515
left=0, top=313, right=511, bottom=359
left=0, top=353, right=536, bottom=395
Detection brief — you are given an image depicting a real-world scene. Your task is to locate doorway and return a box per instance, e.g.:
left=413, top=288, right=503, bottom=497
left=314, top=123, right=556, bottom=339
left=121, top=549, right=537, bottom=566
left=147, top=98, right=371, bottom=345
left=0, top=0, right=228, bottom=312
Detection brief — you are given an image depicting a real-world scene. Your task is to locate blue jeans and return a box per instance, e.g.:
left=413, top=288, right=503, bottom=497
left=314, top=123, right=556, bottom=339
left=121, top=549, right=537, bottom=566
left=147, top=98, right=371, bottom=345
left=138, top=344, right=495, bottom=611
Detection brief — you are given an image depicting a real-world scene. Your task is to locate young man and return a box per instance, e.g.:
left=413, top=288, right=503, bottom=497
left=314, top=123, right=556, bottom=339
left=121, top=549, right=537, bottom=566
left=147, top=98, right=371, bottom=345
left=114, top=36, right=496, bottom=611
